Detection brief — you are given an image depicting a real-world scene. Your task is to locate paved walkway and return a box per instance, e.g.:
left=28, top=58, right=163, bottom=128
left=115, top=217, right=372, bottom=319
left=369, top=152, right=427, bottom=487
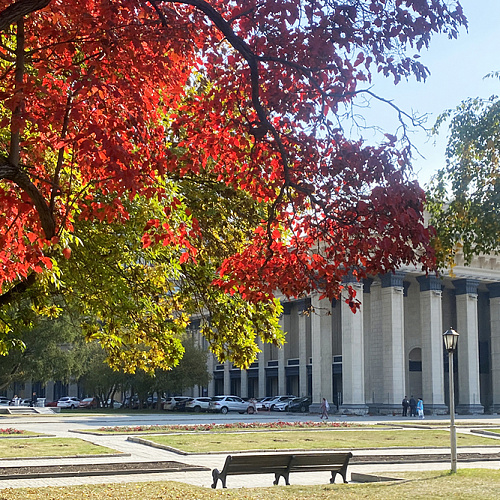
left=0, top=413, right=500, bottom=490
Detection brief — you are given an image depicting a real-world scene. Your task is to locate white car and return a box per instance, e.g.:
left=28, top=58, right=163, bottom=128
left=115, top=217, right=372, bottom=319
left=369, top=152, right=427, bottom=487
left=163, top=396, right=191, bottom=411
left=56, top=397, right=80, bottom=409
left=185, top=397, right=212, bottom=412
left=272, top=401, right=291, bottom=412
left=255, top=397, right=273, bottom=411
left=209, top=396, right=254, bottom=414
left=266, top=395, right=296, bottom=411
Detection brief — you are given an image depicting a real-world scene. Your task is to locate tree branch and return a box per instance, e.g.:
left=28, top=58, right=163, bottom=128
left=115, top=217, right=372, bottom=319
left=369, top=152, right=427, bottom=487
left=8, top=17, right=24, bottom=167
left=0, top=158, right=56, bottom=238
left=0, top=272, right=36, bottom=307
left=0, top=0, right=51, bottom=32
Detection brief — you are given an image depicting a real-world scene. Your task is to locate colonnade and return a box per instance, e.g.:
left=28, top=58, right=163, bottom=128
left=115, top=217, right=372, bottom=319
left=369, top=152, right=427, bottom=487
left=207, top=268, right=500, bottom=415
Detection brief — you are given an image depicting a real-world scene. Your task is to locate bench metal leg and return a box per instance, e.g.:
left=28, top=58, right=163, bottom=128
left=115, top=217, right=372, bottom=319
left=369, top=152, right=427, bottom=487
left=331, top=470, right=348, bottom=484
left=273, top=472, right=290, bottom=486
left=211, top=469, right=219, bottom=489
left=211, top=469, right=227, bottom=488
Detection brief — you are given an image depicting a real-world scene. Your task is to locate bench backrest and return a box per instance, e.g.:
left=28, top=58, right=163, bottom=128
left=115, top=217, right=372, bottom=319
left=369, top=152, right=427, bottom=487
left=289, top=452, right=353, bottom=471
left=224, top=454, right=293, bottom=475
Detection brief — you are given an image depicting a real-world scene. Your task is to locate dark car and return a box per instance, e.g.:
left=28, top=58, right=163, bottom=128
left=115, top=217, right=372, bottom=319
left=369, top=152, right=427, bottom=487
left=287, top=397, right=311, bottom=413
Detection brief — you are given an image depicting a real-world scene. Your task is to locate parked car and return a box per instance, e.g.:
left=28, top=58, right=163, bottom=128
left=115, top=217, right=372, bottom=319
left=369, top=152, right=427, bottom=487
left=185, top=397, right=212, bottom=412
left=56, top=396, right=80, bottom=409
left=105, top=399, right=122, bottom=408
left=122, top=395, right=140, bottom=409
left=272, top=400, right=291, bottom=412
left=286, top=397, right=312, bottom=413
left=266, top=395, right=296, bottom=411
left=79, top=397, right=99, bottom=409
left=209, top=395, right=255, bottom=414
left=255, top=397, right=273, bottom=411
left=0, top=397, right=11, bottom=406
left=44, top=400, right=58, bottom=407
left=163, top=396, right=191, bottom=411
left=146, top=396, right=166, bottom=409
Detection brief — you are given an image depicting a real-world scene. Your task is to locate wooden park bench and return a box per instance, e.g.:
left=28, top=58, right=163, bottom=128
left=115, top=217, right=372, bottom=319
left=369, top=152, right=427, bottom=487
left=211, top=451, right=353, bottom=489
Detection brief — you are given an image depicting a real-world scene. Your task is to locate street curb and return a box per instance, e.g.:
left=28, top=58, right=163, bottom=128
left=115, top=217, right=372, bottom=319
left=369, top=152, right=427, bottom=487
left=0, top=463, right=209, bottom=481
left=0, top=453, right=129, bottom=462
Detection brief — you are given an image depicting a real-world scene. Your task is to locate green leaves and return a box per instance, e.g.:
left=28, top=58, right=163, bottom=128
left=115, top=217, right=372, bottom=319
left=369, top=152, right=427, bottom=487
left=428, top=78, right=500, bottom=267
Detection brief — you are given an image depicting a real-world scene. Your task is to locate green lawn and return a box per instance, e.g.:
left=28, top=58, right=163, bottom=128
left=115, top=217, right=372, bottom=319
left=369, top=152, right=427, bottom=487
left=140, top=428, right=497, bottom=453
left=1, top=469, right=500, bottom=499
left=0, top=437, right=120, bottom=458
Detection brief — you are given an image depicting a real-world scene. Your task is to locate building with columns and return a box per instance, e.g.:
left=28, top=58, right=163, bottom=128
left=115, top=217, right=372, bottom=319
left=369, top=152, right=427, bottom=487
left=201, top=253, right=500, bottom=415
left=4, top=254, right=499, bottom=416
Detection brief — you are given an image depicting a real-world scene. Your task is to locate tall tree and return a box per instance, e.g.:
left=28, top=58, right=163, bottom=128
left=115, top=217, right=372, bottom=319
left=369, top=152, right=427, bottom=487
left=0, top=313, right=89, bottom=390
left=427, top=73, right=500, bottom=267
left=0, top=1, right=466, bottom=364
left=58, top=186, right=283, bottom=370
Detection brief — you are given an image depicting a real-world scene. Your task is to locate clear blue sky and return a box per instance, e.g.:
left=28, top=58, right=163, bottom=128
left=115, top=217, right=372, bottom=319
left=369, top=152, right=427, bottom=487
left=354, top=0, right=500, bottom=187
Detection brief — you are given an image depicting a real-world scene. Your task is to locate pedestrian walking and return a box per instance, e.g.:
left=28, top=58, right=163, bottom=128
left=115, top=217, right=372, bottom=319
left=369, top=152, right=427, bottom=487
left=409, top=395, right=417, bottom=417
left=417, top=398, right=424, bottom=419
left=402, top=396, right=409, bottom=417
left=320, top=398, right=329, bottom=419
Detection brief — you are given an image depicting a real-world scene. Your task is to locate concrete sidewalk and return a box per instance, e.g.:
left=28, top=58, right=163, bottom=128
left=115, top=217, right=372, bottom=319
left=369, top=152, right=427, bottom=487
left=0, top=414, right=500, bottom=490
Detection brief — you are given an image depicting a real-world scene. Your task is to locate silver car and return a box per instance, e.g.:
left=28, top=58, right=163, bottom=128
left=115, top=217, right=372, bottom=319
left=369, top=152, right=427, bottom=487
left=185, top=397, right=212, bottom=412
left=209, top=396, right=254, bottom=414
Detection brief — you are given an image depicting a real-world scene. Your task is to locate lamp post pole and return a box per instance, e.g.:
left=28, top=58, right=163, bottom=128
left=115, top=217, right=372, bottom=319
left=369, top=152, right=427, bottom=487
left=443, top=328, right=459, bottom=474
left=448, top=348, right=457, bottom=473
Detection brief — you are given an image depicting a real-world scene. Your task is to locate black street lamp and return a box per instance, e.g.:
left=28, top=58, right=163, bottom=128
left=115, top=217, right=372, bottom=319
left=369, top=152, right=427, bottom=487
left=443, top=327, right=459, bottom=473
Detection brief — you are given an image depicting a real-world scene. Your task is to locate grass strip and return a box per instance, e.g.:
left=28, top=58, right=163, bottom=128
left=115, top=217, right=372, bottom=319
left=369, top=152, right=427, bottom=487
left=0, top=437, right=119, bottom=458
left=1, top=469, right=500, bottom=499
left=142, top=429, right=497, bottom=453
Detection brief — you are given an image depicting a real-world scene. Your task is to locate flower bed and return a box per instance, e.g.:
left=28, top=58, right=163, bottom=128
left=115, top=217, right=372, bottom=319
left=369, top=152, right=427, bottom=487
left=95, top=421, right=356, bottom=434
left=0, top=428, right=25, bottom=435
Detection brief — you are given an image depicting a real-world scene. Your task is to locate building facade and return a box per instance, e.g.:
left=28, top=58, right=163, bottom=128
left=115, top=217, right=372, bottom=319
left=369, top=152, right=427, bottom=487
left=202, top=253, right=500, bottom=415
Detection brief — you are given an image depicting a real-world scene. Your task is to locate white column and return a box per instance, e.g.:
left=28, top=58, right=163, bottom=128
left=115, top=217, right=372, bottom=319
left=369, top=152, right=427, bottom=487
left=489, top=283, right=500, bottom=413
left=68, top=383, right=79, bottom=397
left=340, top=281, right=368, bottom=415
left=417, top=276, right=447, bottom=414
left=257, top=338, right=266, bottom=398
left=223, top=361, right=231, bottom=395
left=380, top=272, right=406, bottom=413
left=240, top=370, right=248, bottom=398
left=278, top=312, right=287, bottom=394
left=454, top=279, right=484, bottom=414
left=207, top=354, right=215, bottom=396
left=297, top=300, right=309, bottom=398
left=310, top=293, right=333, bottom=412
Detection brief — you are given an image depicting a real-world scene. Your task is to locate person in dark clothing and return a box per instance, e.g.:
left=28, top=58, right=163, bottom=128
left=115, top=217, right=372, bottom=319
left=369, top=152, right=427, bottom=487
left=409, top=396, right=417, bottom=417
left=402, top=396, right=409, bottom=417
